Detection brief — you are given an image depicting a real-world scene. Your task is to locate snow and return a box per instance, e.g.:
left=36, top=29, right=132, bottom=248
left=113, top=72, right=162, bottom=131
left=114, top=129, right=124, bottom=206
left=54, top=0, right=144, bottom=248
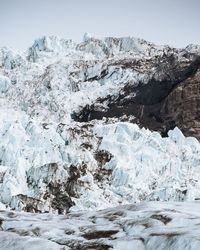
left=185, top=44, right=200, bottom=55
left=0, top=201, right=200, bottom=249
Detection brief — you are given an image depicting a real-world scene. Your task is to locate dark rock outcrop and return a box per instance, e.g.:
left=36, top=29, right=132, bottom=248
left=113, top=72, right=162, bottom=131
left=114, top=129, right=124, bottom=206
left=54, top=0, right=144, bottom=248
left=159, top=67, right=200, bottom=138
left=75, top=54, right=200, bottom=140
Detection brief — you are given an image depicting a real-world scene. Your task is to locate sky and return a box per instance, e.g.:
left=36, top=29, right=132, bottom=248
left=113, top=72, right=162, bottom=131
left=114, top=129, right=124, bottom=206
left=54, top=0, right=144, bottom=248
left=0, top=0, right=200, bottom=51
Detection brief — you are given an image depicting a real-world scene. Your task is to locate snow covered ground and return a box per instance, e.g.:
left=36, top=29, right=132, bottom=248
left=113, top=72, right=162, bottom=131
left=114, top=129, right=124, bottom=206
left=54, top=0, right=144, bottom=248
left=1, top=201, right=200, bottom=250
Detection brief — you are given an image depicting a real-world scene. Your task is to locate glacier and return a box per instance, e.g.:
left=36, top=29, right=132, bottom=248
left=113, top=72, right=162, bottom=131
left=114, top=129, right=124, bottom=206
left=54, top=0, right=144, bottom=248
left=0, top=33, right=200, bottom=249
left=0, top=107, right=200, bottom=213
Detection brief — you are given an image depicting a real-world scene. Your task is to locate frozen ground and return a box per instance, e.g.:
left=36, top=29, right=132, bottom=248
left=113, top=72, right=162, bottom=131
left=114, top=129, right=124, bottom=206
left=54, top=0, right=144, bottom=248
left=1, top=201, right=200, bottom=250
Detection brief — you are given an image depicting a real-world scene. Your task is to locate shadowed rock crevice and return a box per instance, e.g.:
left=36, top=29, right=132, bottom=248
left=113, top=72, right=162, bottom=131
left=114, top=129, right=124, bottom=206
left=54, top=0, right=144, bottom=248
left=82, top=229, right=119, bottom=240
left=75, top=56, right=200, bottom=139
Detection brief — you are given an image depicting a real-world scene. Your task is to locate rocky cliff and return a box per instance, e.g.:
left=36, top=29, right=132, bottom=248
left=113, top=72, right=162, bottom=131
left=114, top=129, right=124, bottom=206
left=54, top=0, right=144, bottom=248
left=75, top=48, right=200, bottom=140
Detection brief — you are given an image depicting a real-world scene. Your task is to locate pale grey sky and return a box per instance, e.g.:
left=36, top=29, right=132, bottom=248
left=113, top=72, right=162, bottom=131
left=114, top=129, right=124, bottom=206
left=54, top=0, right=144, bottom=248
left=0, top=0, right=200, bottom=51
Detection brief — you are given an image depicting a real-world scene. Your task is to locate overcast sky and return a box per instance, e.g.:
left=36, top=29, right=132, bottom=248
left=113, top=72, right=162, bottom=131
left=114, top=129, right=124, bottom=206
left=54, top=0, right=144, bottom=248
left=0, top=0, right=200, bottom=51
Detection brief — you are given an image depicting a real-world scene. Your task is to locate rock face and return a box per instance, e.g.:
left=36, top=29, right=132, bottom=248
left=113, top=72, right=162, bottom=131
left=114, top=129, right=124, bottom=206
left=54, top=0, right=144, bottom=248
left=160, top=67, right=200, bottom=139
left=76, top=54, right=200, bottom=139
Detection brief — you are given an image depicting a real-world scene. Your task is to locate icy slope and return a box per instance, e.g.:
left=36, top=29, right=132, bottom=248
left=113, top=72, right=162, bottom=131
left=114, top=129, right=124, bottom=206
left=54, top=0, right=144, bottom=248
left=0, top=202, right=200, bottom=250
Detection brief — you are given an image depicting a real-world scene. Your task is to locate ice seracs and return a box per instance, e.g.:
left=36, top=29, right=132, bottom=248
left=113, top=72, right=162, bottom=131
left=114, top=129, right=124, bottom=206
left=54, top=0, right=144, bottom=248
left=0, top=107, right=200, bottom=213
left=27, top=35, right=76, bottom=62
left=0, top=34, right=199, bottom=214
left=0, top=33, right=199, bottom=125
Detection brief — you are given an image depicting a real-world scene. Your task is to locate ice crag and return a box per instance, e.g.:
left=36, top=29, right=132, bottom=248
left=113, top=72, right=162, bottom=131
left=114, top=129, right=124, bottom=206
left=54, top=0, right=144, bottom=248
left=0, top=34, right=200, bottom=214
left=0, top=107, right=200, bottom=213
left=0, top=33, right=195, bottom=124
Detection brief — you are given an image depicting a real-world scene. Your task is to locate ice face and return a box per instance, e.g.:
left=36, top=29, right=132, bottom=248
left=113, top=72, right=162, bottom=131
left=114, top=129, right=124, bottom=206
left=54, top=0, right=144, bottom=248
left=27, top=35, right=76, bottom=62
left=0, top=33, right=197, bottom=125
left=0, top=106, right=199, bottom=213
left=0, top=34, right=199, bottom=214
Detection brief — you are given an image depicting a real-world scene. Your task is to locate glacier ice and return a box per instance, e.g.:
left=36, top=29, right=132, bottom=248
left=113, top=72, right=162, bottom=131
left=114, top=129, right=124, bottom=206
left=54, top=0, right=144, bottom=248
left=0, top=107, right=199, bottom=212
left=0, top=34, right=199, bottom=214
left=0, top=33, right=200, bottom=249
left=0, top=33, right=197, bottom=124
